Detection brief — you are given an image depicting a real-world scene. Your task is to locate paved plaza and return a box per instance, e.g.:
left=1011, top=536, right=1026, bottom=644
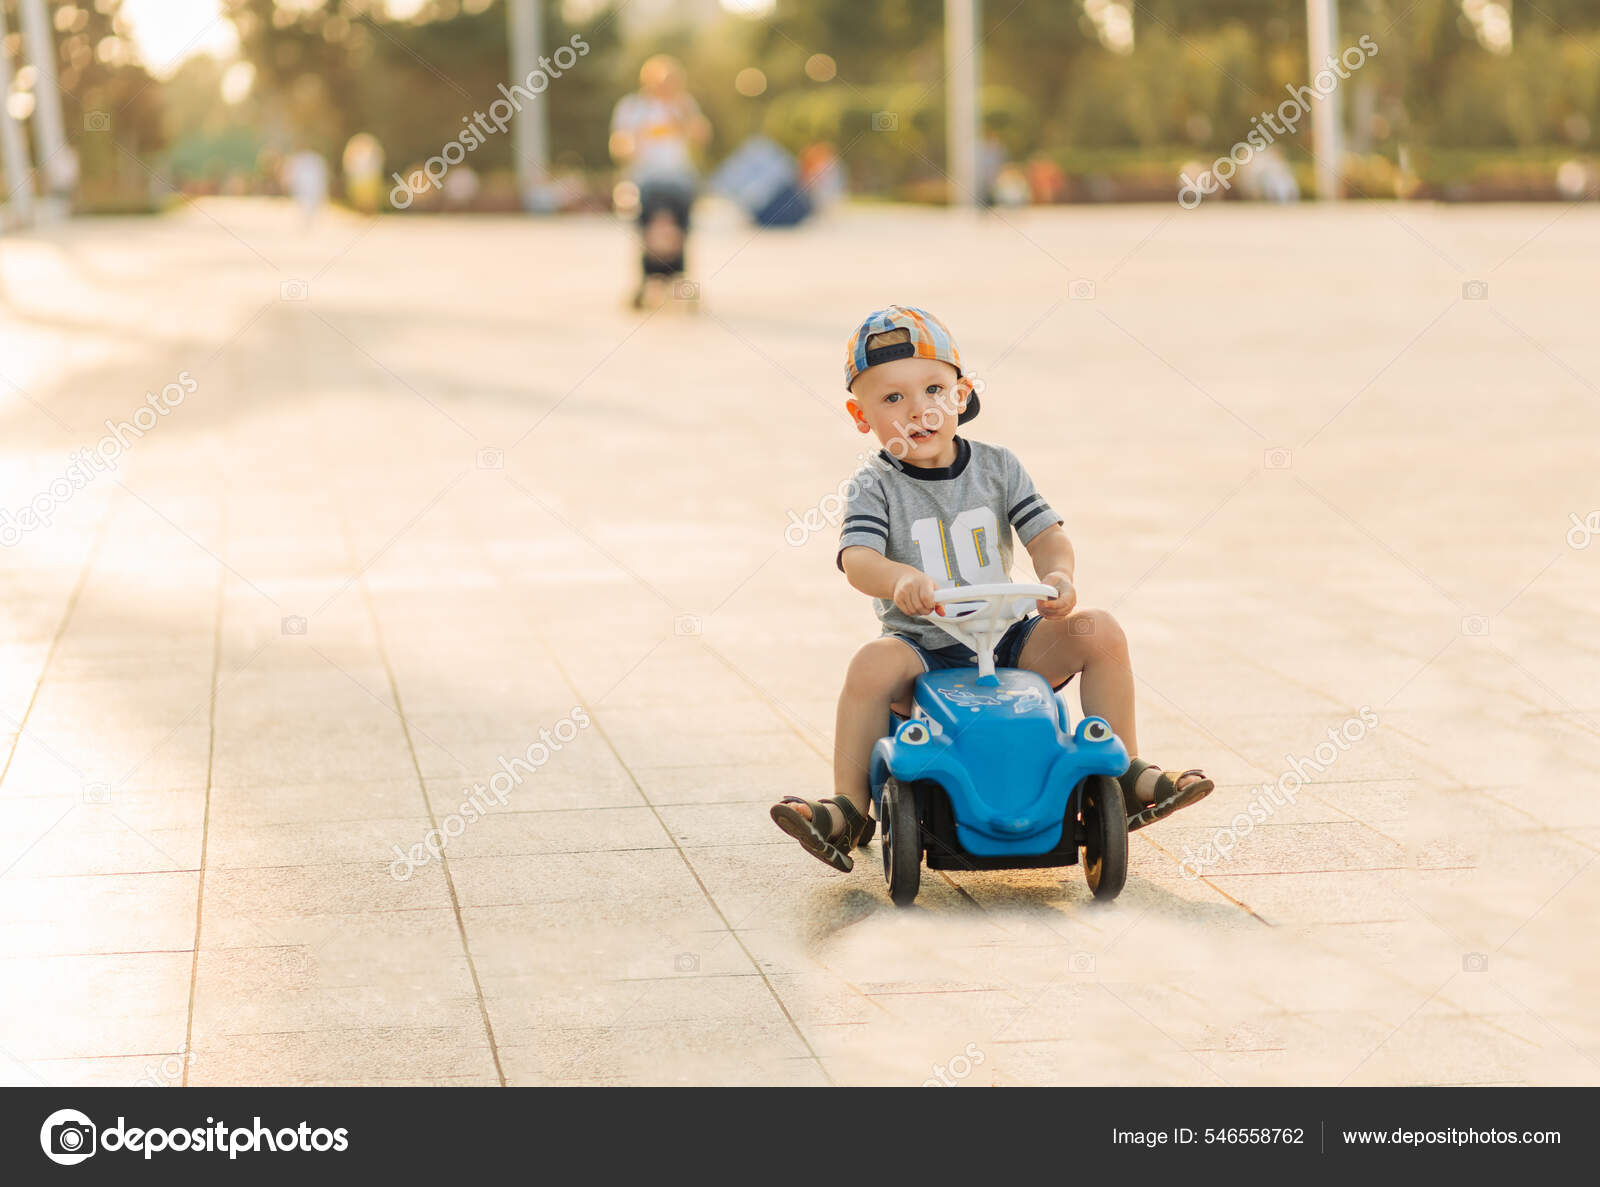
left=1, top=198, right=1596, bottom=1086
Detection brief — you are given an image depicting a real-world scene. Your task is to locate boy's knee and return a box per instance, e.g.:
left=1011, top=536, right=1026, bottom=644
left=844, top=639, right=919, bottom=699
left=1073, top=608, right=1127, bottom=653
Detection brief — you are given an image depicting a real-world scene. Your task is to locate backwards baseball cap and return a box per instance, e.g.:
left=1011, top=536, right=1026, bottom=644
left=844, top=304, right=978, bottom=424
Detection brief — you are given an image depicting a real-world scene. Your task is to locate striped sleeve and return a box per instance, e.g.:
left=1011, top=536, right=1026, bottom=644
left=836, top=471, right=891, bottom=571
left=1003, top=448, right=1062, bottom=545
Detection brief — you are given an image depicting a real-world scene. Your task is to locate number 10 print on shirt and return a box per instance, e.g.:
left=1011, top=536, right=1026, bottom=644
left=908, top=508, right=1006, bottom=585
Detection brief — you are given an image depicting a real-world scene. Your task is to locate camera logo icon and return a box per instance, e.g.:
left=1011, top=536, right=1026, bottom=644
left=40, top=1109, right=97, bottom=1165
left=476, top=447, right=505, bottom=470
left=1461, top=614, right=1490, bottom=637
left=1068, top=279, right=1096, bottom=301
left=1567, top=511, right=1600, bottom=550
left=280, top=947, right=316, bottom=977
left=84, top=111, right=110, bottom=133
left=1069, top=616, right=1095, bottom=636
left=1263, top=447, right=1292, bottom=469
left=674, top=614, right=702, bottom=637
left=82, top=782, right=111, bottom=804
left=1462, top=952, right=1489, bottom=973
left=281, top=615, right=308, bottom=636
left=1069, top=952, right=1096, bottom=974
left=674, top=951, right=699, bottom=973
left=672, top=280, right=700, bottom=301
left=871, top=111, right=899, bottom=132
left=280, top=279, right=309, bottom=301
left=1461, top=280, right=1488, bottom=301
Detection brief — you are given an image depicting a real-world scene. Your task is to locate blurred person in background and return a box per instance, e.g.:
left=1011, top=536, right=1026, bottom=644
left=283, top=149, right=329, bottom=226
left=609, top=55, right=710, bottom=310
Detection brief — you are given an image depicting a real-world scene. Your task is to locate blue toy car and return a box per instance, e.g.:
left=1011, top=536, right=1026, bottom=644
left=868, top=583, right=1132, bottom=906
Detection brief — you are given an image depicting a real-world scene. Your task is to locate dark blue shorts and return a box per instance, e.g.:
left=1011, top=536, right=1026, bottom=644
left=887, top=614, right=1072, bottom=690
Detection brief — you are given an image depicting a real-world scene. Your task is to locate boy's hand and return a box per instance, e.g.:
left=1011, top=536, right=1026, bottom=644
left=1036, top=571, right=1078, bottom=620
left=893, top=571, right=942, bottom=617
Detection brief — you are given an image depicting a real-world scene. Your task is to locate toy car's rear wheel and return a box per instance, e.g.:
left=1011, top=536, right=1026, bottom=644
left=881, top=778, right=922, bottom=907
left=1079, top=774, right=1127, bottom=901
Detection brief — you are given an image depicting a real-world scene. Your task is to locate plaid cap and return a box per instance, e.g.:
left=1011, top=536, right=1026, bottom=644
left=844, top=304, right=979, bottom=424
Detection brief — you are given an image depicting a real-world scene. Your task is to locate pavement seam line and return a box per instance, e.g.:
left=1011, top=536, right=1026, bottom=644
left=539, top=649, right=836, bottom=1086
left=472, top=526, right=835, bottom=1084
left=182, top=491, right=227, bottom=1086
left=344, top=516, right=508, bottom=1087
left=0, top=492, right=113, bottom=795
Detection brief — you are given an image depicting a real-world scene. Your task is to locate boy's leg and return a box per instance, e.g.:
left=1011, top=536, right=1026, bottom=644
left=1015, top=607, right=1209, bottom=813
left=782, top=638, right=922, bottom=842
left=832, top=638, right=923, bottom=814
left=1015, top=607, right=1137, bottom=752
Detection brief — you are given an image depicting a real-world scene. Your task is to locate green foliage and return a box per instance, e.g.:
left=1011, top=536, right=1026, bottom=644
left=68, top=0, right=1600, bottom=204
left=26, top=0, right=166, bottom=211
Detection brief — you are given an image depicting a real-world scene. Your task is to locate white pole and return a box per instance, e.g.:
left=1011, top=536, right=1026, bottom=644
left=507, top=0, right=549, bottom=211
left=945, top=0, right=980, bottom=207
left=0, top=3, right=35, bottom=226
left=1306, top=0, right=1343, bottom=199
left=17, top=0, right=71, bottom=202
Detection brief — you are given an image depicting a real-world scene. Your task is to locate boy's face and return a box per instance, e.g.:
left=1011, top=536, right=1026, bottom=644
left=846, top=357, right=967, bottom=466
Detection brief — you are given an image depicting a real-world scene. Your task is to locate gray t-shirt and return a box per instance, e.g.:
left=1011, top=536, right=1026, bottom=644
left=836, top=437, right=1063, bottom=649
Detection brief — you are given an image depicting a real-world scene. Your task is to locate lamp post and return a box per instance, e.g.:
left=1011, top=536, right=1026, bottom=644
left=945, top=0, right=980, bottom=207
left=1306, top=0, right=1344, bottom=199
left=0, top=2, right=35, bottom=226
left=17, top=0, right=72, bottom=209
left=507, top=0, right=550, bottom=211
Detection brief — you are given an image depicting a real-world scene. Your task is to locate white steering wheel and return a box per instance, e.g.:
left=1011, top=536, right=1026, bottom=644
left=924, top=582, right=1058, bottom=684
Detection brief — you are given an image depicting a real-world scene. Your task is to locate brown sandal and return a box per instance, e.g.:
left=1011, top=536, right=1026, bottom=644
left=770, top=795, right=871, bottom=872
left=1119, top=759, right=1213, bottom=833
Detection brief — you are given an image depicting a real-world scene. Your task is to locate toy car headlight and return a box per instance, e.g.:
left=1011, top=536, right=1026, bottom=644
left=898, top=721, right=931, bottom=746
left=1078, top=717, right=1112, bottom=743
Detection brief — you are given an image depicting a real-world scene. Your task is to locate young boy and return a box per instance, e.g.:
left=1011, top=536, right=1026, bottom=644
left=770, top=306, right=1213, bottom=872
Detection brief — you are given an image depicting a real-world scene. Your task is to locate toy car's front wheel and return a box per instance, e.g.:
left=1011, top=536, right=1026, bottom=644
left=1079, top=775, right=1127, bottom=901
left=881, top=778, right=922, bottom=907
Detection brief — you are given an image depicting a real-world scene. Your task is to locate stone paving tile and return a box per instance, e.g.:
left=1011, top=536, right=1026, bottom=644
left=422, top=769, right=642, bottom=814
left=3, top=1053, right=199, bottom=1089
left=201, top=859, right=453, bottom=920
left=497, top=1020, right=817, bottom=1087
left=1153, top=821, right=1405, bottom=877
left=2, top=723, right=212, bottom=795
left=0, top=951, right=192, bottom=1063
left=192, top=956, right=483, bottom=1039
left=435, top=805, right=669, bottom=859
left=186, top=1028, right=498, bottom=1086
left=0, top=870, right=200, bottom=957
left=208, top=779, right=426, bottom=827
left=447, top=847, right=700, bottom=911
left=211, top=723, right=421, bottom=786
left=1, top=821, right=202, bottom=878
left=464, top=898, right=746, bottom=984
left=198, top=906, right=467, bottom=971
left=204, top=817, right=436, bottom=870
left=627, top=761, right=829, bottom=807
left=656, top=802, right=799, bottom=849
